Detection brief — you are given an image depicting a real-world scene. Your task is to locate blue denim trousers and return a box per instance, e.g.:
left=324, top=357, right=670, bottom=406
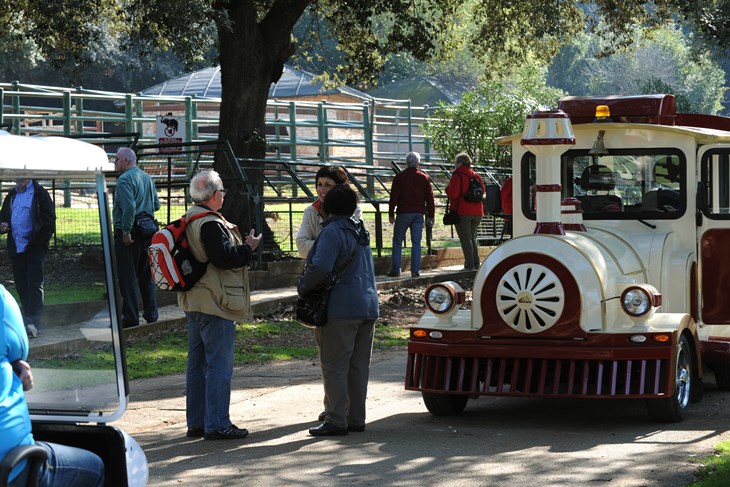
left=36, top=441, right=104, bottom=487
left=185, top=311, right=236, bottom=433
left=114, top=230, right=158, bottom=327
left=391, top=213, right=424, bottom=274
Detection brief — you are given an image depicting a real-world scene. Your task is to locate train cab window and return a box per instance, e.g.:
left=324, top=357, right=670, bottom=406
left=521, top=149, right=685, bottom=219
left=700, top=149, right=730, bottom=217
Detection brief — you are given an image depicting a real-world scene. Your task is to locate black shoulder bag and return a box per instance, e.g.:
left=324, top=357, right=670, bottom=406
left=132, top=212, right=159, bottom=240
left=296, top=226, right=361, bottom=328
left=443, top=173, right=461, bottom=225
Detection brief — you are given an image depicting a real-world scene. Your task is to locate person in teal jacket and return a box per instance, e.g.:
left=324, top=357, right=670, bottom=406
left=0, top=284, right=104, bottom=486
left=298, top=184, right=379, bottom=436
left=112, top=147, right=161, bottom=328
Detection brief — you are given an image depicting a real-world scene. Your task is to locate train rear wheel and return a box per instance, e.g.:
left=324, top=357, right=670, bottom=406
left=712, top=364, right=730, bottom=390
left=422, top=392, right=469, bottom=416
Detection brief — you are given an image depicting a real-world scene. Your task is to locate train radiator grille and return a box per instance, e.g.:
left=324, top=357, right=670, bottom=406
left=405, top=353, right=671, bottom=398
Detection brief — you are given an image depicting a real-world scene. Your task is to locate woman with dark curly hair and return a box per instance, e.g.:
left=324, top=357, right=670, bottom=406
left=296, top=166, right=362, bottom=258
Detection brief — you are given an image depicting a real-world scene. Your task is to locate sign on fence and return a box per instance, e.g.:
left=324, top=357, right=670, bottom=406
left=156, top=114, right=186, bottom=152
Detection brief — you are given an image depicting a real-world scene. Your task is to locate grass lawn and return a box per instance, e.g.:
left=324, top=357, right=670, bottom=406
left=35, top=320, right=409, bottom=380
left=690, top=442, right=730, bottom=486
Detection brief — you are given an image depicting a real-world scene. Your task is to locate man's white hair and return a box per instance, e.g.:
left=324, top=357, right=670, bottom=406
left=190, top=170, right=223, bottom=203
left=116, top=147, right=137, bottom=164
left=405, top=151, right=420, bottom=168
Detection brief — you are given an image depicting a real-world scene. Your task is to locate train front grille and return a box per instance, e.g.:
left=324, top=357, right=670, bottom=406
left=405, top=353, right=671, bottom=398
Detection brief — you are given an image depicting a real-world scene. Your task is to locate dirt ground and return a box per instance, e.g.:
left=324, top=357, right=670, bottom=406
left=246, top=277, right=476, bottom=352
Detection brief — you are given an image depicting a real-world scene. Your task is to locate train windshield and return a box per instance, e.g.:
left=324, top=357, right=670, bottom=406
left=522, top=149, right=686, bottom=220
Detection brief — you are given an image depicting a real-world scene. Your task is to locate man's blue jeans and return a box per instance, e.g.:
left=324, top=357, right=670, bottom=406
left=36, top=441, right=104, bottom=487
left=185, top=311, right=236, bottom=433
left=391, top=213, right=424, bottom=274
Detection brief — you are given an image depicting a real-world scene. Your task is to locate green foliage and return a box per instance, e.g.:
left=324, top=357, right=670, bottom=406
left=423, top=66, right=565, bottom=167
left=689, top=440, right=730, bottom=486
left=547, top=24, right=726, bottom=114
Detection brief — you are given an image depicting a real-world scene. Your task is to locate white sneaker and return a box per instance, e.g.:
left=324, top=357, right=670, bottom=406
left=25, top=324, right=38, bottom=338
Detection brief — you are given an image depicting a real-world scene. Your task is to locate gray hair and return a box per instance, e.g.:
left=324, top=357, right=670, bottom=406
left=190, top=170, right=223, bottom=203
left=405, top=151, right=420, bottom=168
left=116, top=147, right=137, bottom=164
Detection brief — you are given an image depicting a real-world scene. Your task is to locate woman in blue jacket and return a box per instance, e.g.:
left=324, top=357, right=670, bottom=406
left=298, top=184, right=379, bottom=436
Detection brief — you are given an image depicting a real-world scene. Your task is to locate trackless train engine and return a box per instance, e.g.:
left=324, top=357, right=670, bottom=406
left=406, top=95, right=730, bottom=421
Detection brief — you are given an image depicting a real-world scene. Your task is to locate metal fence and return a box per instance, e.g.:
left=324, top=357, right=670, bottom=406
left=0, top=82, right=440, bottom=167
left=0, top=156, right=511, bottom=259
left=1, top=83, right=512, bottom=259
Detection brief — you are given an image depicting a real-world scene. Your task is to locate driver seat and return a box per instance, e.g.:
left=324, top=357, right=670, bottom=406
left=578, top=165, right=622, bottom=212
left=642, top=188, right=680, bottom=212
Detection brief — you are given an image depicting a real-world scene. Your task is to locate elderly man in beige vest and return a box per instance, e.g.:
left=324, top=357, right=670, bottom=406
left=179, top=170, right=261, bottom=440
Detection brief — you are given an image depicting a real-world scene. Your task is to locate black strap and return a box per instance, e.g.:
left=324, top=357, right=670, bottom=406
left=331, top=221, right=362, bottom=284
left=448, top=172, right=464, bottom=213
left=308, top=220, right=362, bottom=289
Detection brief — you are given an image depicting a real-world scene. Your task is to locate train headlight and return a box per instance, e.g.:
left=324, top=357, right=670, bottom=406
left=424, top=281, right=465, bottom=317
left=621, top=285, right=661, bottom=317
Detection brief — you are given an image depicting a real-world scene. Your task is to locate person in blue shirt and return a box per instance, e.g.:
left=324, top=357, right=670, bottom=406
left=0, top=179, right=56, bottom=338
left=0, top=284, right=104, bottom=486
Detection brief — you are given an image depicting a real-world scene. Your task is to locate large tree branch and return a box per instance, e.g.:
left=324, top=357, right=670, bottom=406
left=260, top=0, right=313, bottom=51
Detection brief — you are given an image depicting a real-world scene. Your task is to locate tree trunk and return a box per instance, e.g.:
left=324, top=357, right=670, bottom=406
left=214, top=0, right=310, bottom=257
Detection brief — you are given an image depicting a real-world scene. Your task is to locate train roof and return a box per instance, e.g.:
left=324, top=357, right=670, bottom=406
left=0, top=130, right=114, bottom=179
left=497, top=94, right=730, bottom=146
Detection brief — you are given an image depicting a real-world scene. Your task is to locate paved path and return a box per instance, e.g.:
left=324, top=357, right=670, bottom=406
left=116, top=349, right=730, bottom=487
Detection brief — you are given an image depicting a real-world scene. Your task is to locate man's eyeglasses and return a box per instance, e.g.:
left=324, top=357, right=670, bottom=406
left=217, top=188, right=228, bottom=195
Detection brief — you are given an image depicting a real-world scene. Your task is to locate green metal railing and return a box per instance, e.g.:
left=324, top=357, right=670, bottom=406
left=1, top=82, right=512, bottom=258
left=1, top=82, right=439, bottom=168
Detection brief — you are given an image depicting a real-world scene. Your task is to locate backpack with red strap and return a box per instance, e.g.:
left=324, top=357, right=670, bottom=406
left=148, top=211, right=214, bottom=291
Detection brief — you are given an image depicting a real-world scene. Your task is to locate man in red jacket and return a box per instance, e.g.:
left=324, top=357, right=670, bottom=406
left=387, top=152, right=435, bottom=278
left=446, top=153, right=485, bottom=270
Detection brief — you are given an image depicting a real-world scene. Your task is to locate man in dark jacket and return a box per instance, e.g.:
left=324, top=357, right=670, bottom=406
left=387, top=152, right=435, bottom=278
left=0, top=179, right=56, bottom=338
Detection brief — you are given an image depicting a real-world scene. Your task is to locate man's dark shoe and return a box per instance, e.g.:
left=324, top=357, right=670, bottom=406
left=347, top=424, right=365, bottom=432
left=318, top=411, right=327, bottom=421
left=386, top=271, right=400, bottom=278
left=186, top=427, right=204, bottom=438
left=411, top=272, right=420, bottom=278
left=309, top=423, right=348, bottom=436
left=204, top=425, right=249, bottom=440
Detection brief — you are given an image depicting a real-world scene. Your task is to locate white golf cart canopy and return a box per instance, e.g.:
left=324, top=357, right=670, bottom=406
left=0, top=130, right=127, bottom=424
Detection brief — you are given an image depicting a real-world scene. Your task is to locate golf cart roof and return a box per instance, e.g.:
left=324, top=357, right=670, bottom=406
left=0, top=130, right=114, bottom=178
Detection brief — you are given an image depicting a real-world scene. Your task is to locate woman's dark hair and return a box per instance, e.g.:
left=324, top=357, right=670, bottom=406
left=323, top=184, right=358, bottom=216
left=316, top=165, right=347, bottom=185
